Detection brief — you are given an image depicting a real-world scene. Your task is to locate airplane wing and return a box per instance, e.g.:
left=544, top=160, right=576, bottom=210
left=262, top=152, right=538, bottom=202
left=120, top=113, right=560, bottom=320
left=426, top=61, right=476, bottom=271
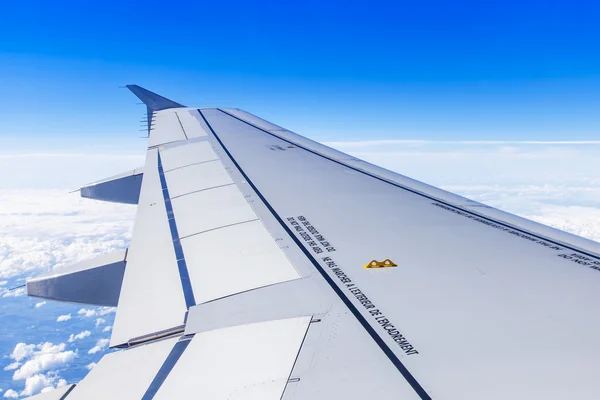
left=25, top=86, right=600, bottom=399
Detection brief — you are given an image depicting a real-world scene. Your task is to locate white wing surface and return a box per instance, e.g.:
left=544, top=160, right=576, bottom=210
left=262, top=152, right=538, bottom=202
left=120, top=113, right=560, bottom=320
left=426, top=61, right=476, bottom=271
left=24, top=85, right=600, bottom=399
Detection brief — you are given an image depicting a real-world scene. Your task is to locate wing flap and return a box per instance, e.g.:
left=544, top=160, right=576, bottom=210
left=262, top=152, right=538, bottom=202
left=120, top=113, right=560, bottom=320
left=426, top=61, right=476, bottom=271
left=175, top=109, right=208, bottom=138
left=111, top=115, right=303, bottom=346
left=148, top=110, right=187, bottom=147
left=66, top=318, right=311, bottom=400
left=160, top=141, right=218, bottom=172
left=110, top=148, right=186, bottom=347
left=67, top=337, right=178, bottom=399
left=153, top=317, right=311, bottom=399
left=170, top=184, right=258, bottom=238
left=164, top=160, right=233, bottom=199
left=182, top=220, right=300, bottom=304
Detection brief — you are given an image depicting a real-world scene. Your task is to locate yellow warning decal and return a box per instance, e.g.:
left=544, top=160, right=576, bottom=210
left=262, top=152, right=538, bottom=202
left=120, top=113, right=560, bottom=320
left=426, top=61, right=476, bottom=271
left=363, top=259, right=398, bottom=269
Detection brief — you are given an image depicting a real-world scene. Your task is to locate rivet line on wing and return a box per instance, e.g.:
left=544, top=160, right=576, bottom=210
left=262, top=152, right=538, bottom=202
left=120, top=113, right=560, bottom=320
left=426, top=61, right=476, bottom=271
left=157, top=152, right=196, bottom=308
left=141, top=336, right=192, bottom=399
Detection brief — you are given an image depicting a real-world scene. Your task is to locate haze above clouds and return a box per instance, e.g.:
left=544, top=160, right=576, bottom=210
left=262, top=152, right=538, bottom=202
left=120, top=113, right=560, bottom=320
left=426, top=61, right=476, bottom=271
left=332, top=140, right=600, bottom=241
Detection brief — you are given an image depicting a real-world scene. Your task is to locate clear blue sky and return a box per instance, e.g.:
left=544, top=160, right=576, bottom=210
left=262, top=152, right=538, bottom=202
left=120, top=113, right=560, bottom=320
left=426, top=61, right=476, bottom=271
left=1, top=0, right=599, bottom=142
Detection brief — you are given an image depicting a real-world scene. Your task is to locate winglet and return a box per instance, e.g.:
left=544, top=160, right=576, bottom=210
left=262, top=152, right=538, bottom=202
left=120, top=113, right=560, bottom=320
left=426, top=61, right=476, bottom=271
left=126, top=85, right=185, bottom=136
left=126, top=85, right=185, bottom=111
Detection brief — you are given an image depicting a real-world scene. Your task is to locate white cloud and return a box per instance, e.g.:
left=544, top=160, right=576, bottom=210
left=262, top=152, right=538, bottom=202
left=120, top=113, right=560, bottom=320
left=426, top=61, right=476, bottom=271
left=85, top=362, right=96, bottom=371
left=1, top=288, right=25, bottom=298
left=325, top=140, right=600, bottom=243
left=5, top=341, right=73, bottom=396
left=56, top=314, right=71, bottom=322
left=87, top=339, right=110, bottom=355
left=67, top=331, right=91, bottom=343
left=0, top=189, right=131, bottom=395
left=98, top=307, right=116, bottom=316
left=77, top=307, right=115, bottom=319
left=78, top=308, right=97, bottom=318
left=35, top=301, right=46, bottom=308
left=95, top=318, right=106, bottom=327
left=12, top=342, right=77, bottom=381
left=102, top=325, right=112, bottom=333
left=2, top=342, right=73, bottom=397
left=0, top=190, right=135, bottom=280
left=21, top=374, right=52, bottom=397
left=3, top=389, right=18, bottom=398
left=11, top=343, right=36, bottom=362
left=443, top=184, right=600, bottom=243
left=3, top=362, right=19, bottom=371
left=20, top=374, right=67, bottom=397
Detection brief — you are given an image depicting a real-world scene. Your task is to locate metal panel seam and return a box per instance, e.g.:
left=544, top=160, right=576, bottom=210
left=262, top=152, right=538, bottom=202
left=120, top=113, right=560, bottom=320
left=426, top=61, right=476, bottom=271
left=197, top=109, right=432, bottom=400
left=163, top=159, right=218, bottom=173
left=157, top=152, right=196, bottom=308
left=279, top=318, right=313, bottom=400
left=170, top=182, right=236, bottom=200
left=217, top=108, right=600, bottom=263
left=178, top=218, right=259, bottom=240
left=175, top=112, right=189, bottom=140
left=140, top=337, right=192, bottom=400
left=59, top=385, right=76, bottom=400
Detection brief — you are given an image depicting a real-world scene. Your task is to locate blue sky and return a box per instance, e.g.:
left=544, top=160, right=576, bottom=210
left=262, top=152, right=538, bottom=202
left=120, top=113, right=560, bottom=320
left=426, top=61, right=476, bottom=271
left=1, top=0, right=600, bottom=143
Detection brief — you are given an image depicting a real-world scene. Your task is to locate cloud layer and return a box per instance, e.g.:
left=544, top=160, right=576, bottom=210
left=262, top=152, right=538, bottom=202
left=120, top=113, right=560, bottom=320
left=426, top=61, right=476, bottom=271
left=0, top=189, right=133, bottom=396
left=328, top=140, right=600, bottom=188
left=87, top=339, right=109, bottom=355
left=0, top=190, right=135, bottom=281
left=11, top=342, right=76, bottom=381
left=2, top=341, right=74, bottom=396
left=329, top=141, right=600, bottom=242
